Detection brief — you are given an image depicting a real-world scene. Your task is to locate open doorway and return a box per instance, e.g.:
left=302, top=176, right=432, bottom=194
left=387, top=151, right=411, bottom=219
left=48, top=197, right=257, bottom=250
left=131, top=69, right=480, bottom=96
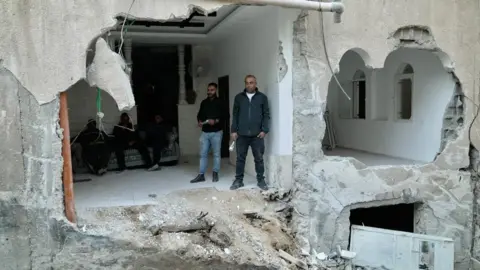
left=218, top=75, right=230, bottom=158
left=132, top=45, right=193, bottom=133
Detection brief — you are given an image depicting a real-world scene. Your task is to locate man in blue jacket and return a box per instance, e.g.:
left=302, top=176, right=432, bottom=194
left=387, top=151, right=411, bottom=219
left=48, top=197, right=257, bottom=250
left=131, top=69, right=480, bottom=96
left=230, top=75, right=270, bottom=190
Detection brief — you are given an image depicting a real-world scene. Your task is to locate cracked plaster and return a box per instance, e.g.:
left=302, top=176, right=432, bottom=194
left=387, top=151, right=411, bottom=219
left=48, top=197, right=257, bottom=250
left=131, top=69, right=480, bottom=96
left=0, top=0, right=225, bottom=106
left=290, top=1, right=480, bottom=268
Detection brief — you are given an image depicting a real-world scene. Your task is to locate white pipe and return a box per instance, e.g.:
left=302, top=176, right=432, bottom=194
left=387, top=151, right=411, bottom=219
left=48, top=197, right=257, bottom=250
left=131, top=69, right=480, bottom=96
left=214, top=0, right=344, bottom=13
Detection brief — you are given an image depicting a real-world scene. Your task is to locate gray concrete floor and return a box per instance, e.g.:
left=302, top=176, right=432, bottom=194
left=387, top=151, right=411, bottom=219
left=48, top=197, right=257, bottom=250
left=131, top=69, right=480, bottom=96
left=324, top=147, right=425, bottom=166
left=73, top=158, right=257, bottom=209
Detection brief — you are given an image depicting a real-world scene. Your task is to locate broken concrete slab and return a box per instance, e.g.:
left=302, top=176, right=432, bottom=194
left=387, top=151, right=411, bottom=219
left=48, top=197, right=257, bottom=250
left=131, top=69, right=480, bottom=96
left=85, top=38, right=135, bottom=111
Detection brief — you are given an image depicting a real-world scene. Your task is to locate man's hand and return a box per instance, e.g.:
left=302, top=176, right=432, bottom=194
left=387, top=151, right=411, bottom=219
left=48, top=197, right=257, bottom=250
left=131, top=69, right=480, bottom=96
left=257, top=132, right=266, bottom=139
left=208, top=119, right=215, bottom=125
left=231, top=132, right=238, bottom=141
left=198, top=121, right=203, bottom=127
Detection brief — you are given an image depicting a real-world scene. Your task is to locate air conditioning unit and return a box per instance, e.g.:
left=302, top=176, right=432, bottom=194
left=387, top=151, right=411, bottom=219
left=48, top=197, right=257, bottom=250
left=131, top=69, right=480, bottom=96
left=350, top=225, right=454, bottom=270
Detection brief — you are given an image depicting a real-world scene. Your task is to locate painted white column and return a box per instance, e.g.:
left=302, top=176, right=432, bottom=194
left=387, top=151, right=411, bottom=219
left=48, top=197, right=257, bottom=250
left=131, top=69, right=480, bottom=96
left=177, top=45, right=187, bottom=104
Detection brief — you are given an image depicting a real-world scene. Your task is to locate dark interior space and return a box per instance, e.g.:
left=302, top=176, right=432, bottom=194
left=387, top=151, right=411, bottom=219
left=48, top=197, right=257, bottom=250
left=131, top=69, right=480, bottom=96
left=350, top=203, right=415, bottom=232
left=357, top=80, right=366, bottom=119
left=348, top=203, right=416, bottom=248
left=218, top=76, right=230, bottom=158
left=130, top=45, right=193, bottom=132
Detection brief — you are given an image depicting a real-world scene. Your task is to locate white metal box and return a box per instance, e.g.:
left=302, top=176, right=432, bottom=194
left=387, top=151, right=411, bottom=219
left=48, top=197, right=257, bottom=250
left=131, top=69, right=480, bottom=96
left=350, top=225, right=454, bottom=270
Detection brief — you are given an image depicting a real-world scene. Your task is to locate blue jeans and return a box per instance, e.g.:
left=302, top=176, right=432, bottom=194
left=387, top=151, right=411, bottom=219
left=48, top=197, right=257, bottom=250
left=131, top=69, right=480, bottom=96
left=199, top=131, right=223, bottom=174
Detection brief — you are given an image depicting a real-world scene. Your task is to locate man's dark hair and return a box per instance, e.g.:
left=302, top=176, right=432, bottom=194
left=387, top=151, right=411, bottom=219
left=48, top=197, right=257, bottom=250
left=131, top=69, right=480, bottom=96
left=208, top=82, right=218, bottom=89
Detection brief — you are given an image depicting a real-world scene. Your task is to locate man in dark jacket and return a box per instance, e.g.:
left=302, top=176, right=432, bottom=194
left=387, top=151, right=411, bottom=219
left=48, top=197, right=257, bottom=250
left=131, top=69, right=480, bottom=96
left=230, top=75, right=270, bottom=190
left=113, top=113, right=152, bottom=171
left=190, top=82, right=229, bottom=183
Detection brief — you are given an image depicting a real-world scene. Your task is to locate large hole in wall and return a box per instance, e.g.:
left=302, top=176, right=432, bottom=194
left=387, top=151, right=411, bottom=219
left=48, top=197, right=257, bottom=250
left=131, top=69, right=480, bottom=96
left=69, top=4, right=285, bottom=210
left=348, top=203, right=419, bottom=248
left=323, top=48, right=462, bottom=166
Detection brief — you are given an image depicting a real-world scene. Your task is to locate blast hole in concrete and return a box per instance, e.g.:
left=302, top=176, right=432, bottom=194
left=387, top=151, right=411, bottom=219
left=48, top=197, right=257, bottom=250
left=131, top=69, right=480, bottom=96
left=349, top=203, right=415, bottom=233
left=324, top=48, right=457, bottom=166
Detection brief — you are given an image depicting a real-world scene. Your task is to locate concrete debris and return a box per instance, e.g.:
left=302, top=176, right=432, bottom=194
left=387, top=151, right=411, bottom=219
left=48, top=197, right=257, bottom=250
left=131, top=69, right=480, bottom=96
left=316, top=252, right=328, bottom=261
left=86, top=38, right=135, bottom=111
left=262, top=188, right=291, bottom=201
left=278, top=249, right=308, bottom=269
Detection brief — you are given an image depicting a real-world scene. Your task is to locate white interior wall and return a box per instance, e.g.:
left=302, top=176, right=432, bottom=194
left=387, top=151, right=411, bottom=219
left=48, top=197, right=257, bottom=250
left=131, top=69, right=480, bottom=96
left=276, top=8, right=298, bottom=156
left=68, top=80, right=137, bottom=136
left=178, top=45, right=217, bottom=158
left=212, top=6, right=279, bottom=175
left=327, top=48, right=454, bottom=162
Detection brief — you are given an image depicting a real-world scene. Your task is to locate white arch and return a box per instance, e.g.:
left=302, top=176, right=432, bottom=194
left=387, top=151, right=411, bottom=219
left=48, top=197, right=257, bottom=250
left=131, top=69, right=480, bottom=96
left=396, top=63, right=414, bottom=75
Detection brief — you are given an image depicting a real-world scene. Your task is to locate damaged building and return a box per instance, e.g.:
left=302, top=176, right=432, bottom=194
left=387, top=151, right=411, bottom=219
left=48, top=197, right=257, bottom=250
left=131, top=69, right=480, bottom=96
left=1, top=0, right=480, bottom=269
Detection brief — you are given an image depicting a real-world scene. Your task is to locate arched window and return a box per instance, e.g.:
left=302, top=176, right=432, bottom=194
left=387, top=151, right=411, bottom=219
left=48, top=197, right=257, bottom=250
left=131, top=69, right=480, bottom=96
left=395, top=64, right=414, bottom=120
left=352, top=70, right=366, bottom=119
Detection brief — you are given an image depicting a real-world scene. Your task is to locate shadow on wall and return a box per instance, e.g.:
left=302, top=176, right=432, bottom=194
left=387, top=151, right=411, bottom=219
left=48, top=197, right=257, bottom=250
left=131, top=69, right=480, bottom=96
left=323, top=48, right=460, bottom=166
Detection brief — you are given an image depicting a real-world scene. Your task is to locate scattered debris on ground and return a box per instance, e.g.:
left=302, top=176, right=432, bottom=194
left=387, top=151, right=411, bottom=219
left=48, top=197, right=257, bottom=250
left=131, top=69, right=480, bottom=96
left=65, top=187, right=371, bottom=269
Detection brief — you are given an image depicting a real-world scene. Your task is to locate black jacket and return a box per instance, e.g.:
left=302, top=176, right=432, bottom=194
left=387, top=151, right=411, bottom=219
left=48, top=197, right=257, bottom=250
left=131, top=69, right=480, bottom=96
left=113, top=123, right=137, bottom=145
left=147, top=122, right=169, bottom=145
left=231, top=89, right=270, bottom=136
left=76, top=127, right=108, bottom=147
left=197, top=96, right=229, bottom=133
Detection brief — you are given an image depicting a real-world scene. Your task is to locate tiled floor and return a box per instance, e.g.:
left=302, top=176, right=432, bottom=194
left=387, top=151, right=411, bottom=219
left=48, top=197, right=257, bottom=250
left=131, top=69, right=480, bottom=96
left=324, top=147, right=424, bottom=166
left=73, top=159, right=257, bottom=209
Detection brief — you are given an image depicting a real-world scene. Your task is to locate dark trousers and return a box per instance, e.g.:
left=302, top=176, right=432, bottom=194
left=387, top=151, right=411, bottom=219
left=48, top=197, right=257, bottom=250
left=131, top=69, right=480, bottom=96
left=83, top=143, right=111, bottom=174
left=235, top=135, right=265, bottom=182
left=152, top=141, right=166, bottom=165
left=114, top=141, right=152, bottom=169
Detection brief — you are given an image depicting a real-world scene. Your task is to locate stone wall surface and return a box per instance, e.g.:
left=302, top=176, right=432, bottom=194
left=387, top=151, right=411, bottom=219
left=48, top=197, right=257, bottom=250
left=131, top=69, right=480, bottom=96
left=1, top=0, right=480, bottom=269
left=290, top=1, right=480, bottom=269
left=0, top=0, right=224, bottom=105
left=0, top=67, right=63, bottom=269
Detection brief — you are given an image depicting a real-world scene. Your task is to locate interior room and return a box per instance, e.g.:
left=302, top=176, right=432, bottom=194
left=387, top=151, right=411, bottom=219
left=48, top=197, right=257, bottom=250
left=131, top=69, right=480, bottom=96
left=323, top=48, right=456, bottom=166
left=68, top=5, right=294, bottom=208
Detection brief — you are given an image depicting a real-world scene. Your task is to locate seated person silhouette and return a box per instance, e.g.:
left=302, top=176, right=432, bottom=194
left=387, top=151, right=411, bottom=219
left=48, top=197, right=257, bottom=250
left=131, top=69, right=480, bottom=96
left=112, top=113, right=152, bottom=171
left=76, top=119, right=110, bottom=175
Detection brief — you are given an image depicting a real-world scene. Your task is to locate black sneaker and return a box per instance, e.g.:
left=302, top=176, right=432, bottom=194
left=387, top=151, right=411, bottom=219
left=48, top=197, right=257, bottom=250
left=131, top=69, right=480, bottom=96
left=230, top=179, right=244, bottom=190
left=190, top=174, right=205, bottom=183
left=212, top=172, right=219, bottom=182
left=257, top=180, right=268, bottom=191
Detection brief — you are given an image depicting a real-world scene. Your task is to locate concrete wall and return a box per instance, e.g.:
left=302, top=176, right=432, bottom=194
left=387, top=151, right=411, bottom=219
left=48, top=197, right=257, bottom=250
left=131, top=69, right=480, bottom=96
left=290, top=1, right=480, bottom=269
left=327, top=48, right=455, bottom=162
left=1, top=0, right=480, bottom=269
left=0, top=67, right=63, bottom=269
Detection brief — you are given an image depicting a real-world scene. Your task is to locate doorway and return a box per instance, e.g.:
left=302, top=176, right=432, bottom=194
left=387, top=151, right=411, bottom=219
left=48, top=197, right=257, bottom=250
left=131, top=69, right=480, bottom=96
left=218, top=76, right=230, bottom=158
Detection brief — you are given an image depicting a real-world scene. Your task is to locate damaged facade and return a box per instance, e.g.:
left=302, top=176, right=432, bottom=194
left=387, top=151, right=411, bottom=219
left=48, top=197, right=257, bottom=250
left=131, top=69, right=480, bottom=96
left=1, top=0, right=480, bottom=269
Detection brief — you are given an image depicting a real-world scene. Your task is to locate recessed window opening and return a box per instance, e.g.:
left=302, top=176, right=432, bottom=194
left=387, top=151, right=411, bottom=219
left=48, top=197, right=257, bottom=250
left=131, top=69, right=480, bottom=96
left=348, top=203, right=417, bottom=248
left=352, top=70, right=366, bottom=119
left=395, top=64, right=414, bottom=120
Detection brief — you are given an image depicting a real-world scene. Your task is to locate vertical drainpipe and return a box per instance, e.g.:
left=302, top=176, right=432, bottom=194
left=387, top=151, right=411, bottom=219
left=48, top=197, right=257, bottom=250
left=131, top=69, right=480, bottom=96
left=59, top=91, right=76, bottom=223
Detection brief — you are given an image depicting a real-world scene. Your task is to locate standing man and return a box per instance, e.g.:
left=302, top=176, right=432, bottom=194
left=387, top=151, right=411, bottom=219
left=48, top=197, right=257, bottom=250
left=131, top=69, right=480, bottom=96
left=190, top=82, right=228, bottom=183
left=230, top=75, right=270, bottom=191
